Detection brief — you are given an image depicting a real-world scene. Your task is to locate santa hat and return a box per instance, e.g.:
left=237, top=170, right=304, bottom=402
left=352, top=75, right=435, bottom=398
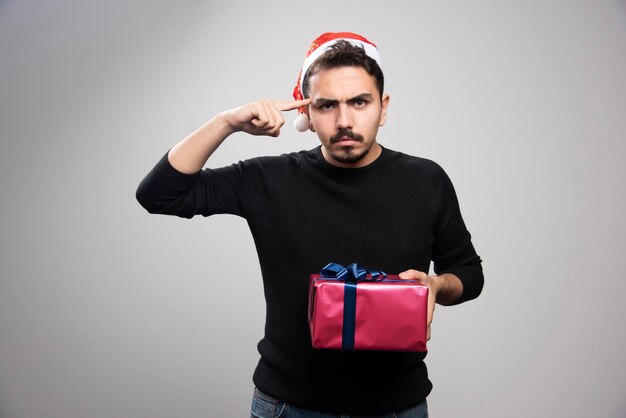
left=292, top=32, right=382, bottom=132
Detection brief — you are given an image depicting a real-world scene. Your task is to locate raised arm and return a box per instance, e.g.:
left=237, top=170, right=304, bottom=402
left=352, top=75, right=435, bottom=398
left=168, top=99, right=310, bottom=174
left=136, top=98, right=310, bottom=215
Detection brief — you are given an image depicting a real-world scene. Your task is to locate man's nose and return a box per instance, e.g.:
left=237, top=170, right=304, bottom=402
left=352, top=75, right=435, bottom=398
left=336, top=105, right=353, bottom=130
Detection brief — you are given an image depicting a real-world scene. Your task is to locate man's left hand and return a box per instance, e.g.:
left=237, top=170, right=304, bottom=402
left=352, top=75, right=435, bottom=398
left=398, top=270, right=464, bottom=341
left=398, top=270, right=437, bottom=340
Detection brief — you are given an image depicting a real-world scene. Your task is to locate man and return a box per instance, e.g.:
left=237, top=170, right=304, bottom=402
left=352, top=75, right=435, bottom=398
left=137, top=32, right=483, bottom=417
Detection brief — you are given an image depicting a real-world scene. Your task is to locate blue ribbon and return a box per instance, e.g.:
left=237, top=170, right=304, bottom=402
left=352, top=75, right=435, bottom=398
left=319, top=262, right=386, bottom=283
left=318, top=262, right=387, bottom=349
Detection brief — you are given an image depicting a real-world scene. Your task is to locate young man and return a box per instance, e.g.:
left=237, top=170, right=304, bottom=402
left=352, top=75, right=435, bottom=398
left=137, top=32, right=483, bottom=417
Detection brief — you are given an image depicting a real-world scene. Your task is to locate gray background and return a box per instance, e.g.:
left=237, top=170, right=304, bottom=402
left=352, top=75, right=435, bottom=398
left=1, top=1, right=625, bottom=417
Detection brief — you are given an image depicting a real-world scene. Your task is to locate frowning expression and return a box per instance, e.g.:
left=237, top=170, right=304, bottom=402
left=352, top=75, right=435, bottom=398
left=307, top=66, right=390, bottom=168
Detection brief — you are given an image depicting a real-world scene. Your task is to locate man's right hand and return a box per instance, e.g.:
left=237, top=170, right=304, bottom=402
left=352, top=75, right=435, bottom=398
left=220, top=98, right=311, bottom=138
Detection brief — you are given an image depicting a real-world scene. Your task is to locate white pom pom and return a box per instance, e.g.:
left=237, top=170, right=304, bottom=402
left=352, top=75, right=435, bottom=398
left=294, top=114, right=309, bottom=132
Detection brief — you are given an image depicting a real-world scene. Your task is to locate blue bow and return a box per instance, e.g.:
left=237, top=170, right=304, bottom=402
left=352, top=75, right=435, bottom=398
left=319, top=262, right=386, bottom=283
left=317, top=262, right=387, bottom=350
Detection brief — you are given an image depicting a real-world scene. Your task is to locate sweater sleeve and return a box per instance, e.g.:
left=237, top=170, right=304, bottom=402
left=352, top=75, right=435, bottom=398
left=430, top=165, right=484, bottom=304
left=135, top=152, right=254, bottom=218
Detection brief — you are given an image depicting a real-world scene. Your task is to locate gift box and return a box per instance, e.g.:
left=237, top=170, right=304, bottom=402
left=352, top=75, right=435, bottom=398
left=308, top=263, right=428, bottom=352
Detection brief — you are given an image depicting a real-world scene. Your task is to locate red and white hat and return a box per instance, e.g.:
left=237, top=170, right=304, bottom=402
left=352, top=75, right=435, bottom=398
left=292, top=32, right=382, bottom=132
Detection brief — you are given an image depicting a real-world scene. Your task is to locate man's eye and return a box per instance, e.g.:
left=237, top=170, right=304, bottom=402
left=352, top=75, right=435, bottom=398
left=321, top=103, right=335, bottom=110
left=354, top=99, right=367, bottom=107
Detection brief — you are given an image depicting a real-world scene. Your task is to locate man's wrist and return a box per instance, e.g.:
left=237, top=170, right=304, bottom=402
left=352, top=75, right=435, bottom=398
left=212, top=112, right=236, bottom=138
left=432, top=273, right=463, bottom=305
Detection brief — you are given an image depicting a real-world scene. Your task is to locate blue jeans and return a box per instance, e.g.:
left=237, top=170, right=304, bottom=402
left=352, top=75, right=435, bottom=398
left=250, top=388, right=429, bottom=418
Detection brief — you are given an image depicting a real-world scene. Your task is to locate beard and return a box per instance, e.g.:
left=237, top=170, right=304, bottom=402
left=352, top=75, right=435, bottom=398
left=328, top=129, right=370, bottom=164
left=329, top=146, right=369, bottom=164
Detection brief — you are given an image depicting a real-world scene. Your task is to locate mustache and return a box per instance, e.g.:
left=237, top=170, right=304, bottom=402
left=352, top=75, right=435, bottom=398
left=330, top=129, right=364, bottom=144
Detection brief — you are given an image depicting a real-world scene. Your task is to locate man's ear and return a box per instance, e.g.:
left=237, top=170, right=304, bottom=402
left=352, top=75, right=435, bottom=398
left=379, top=93, right=390, bottom=126
left=306, top=107, right=316, bottom=132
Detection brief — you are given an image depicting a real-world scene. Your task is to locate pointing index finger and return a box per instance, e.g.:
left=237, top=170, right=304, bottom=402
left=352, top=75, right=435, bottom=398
left=275, top=98, right=311, bottom=112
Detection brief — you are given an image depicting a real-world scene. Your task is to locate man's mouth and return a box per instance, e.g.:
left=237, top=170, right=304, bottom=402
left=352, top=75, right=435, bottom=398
left=330, top=130, right=363, bottom=145
left=335, top=136, right=358, bottom=146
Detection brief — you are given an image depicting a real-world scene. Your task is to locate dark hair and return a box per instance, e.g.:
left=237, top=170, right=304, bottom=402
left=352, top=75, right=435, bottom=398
left=302, top=40, right=384, bottom=100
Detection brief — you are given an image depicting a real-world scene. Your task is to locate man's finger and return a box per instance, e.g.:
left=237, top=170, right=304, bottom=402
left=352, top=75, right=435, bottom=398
left=427, top=289, right=436, bottom=324
left=275, top=98, right=311, bottom=112
left=398, top=269, right=428, bottom=281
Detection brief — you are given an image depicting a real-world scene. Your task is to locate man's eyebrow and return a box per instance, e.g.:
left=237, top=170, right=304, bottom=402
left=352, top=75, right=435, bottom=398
left=312, top=98, right=338, bottom=105
left=313, top=93, right=374, bottom=105
left=348, top=93, right=374, bottom=102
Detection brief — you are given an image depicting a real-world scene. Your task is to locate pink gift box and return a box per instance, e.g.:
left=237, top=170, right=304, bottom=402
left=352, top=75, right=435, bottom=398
left=308, top=274, right=429, bottom=352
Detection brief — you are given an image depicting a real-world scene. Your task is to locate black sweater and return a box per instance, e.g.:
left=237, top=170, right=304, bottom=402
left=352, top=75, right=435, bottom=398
left=136, top=145, right=483, bottom=415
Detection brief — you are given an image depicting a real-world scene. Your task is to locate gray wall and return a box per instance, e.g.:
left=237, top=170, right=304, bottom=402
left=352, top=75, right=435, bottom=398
left=1, top=1, right=625, bottom=417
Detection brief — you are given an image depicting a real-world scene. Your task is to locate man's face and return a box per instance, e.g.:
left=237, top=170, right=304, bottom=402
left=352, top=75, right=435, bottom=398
left=307, top=66, right=390, bottom=168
